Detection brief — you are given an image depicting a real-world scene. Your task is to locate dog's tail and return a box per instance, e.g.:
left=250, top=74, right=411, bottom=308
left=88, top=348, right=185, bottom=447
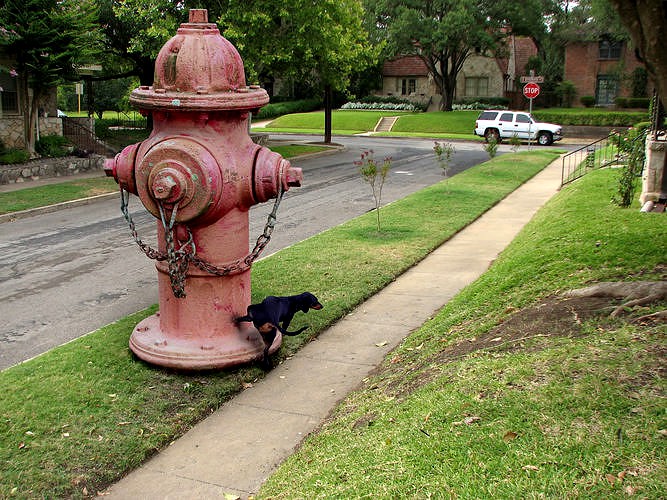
left=276, top=325, right=308, bottom=336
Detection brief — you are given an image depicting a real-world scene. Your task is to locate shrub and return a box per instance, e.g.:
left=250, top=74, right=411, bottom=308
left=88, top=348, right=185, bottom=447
left=35, top=135, right=72, bottom=158
left=254, top=98, right=322, bottom=120
left=0, top=148, right=30, bottom=164
left=580, top=96, right=595, bottom=107
left=342, top=95, right=428, bottom=112
left=615, top=97, right=628, bottom=108
left=610, top=123, right=649, bottom=207
left=532, top=110, right=649, bottom=127
left=626, top=97, right=650, bottom=109
left=454, top=97, right=509, bottom=109
left=94, top=120, right=111, bottom=139
left=556, top=80, right=577, bottom=108
left=341, top=101, right=420, bottom=111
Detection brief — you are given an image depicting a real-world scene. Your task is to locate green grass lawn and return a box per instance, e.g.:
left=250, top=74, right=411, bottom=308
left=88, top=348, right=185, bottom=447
left=261, top=109, right=476, bottom=137
left=0, top=151, right=562, bottom=498
left=259, top=168, right=666, bottom=499
left=0, top=145, right=328, bottom=214
left=261, top=110, right=413, bottom=134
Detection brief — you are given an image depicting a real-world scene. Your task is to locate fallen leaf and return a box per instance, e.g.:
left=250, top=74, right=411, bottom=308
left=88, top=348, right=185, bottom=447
left=415, top=343, right=424, bottom=350
left=606, top=474, right=616, bottom=484
left=491, top=337, right=502, bottom=342
left=463, top=416, right=481, bottom=425
left=657, top=429, right=667, bottom=437
left=624, top=485, right=638, bottom=495
left=390, top=355, right=402, bottom=364
left=242, top=382, right=253, bottom=389
left=25, top=431, right=34, bottom=436
left=223, top=494, right=240, bottom=500
left=617, top=470, right=626, bottom=481
left=18, top=442, right=26, bottom=449
left=62, top=433, right=70, bottom=438
left=375, top=341, right=388, bottom=347
left=82, top=487, right=88, bottom=495
left=503, top=431, right=518, bottom=442
left=522, top=465, right=539, bottom=471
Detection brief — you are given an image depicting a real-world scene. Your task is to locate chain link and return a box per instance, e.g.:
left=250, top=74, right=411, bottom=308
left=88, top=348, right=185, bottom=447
left=119, top=183, right=284, bottom=298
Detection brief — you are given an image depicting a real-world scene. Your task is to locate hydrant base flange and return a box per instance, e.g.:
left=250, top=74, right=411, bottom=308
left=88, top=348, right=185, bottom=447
left=129, top=314, right=282, bottom=370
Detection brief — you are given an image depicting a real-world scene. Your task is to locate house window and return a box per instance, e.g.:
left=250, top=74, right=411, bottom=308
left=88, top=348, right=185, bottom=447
left=0, top=72, right=19, bottom=114
left=596, top=76, right=618, bottom=105
left=599, top=40, right=622, bottom=60
left=465, top=77, right=488, bottom=97
left=397, top=78, right=416, bottom=95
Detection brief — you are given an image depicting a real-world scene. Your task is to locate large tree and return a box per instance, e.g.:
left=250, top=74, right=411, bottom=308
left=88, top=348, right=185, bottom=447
left=368, top=0, right=499, bottom=111
left=606, top=0, right=667, bottom=107
left=217, top=0, right=376, bottom=143
left=0, top=0, right=99, bottom=153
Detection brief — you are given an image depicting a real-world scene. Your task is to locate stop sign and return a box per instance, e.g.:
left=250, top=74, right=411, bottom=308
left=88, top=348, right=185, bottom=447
left=523, top=82, right=540, bottom=99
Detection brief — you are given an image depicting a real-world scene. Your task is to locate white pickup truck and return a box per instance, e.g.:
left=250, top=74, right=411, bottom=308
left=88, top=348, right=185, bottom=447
left=474, top=110, right=563, bottom=146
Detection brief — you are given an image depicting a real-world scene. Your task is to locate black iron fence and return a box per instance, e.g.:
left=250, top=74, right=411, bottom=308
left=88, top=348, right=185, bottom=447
left=62, top=117, right=116, bottom=156
left=561, top=134, right=621, bottom=186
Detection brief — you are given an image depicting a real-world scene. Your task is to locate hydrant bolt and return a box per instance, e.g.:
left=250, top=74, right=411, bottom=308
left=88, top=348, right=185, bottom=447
left=151, top=170, right=183, bottom=202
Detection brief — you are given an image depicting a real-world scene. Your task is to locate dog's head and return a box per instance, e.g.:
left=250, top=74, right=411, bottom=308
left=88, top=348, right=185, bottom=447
left=298, top=292, right=323, bottom=313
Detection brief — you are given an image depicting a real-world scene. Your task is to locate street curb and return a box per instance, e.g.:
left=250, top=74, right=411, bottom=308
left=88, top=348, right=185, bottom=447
left=0, top=192, right=119, bottom=224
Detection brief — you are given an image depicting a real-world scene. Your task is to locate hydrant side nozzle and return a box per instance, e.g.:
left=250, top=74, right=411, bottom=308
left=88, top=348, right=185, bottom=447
left=107, top=143, right=140, bottom=195
left=283, top=160, right=303, bottom=188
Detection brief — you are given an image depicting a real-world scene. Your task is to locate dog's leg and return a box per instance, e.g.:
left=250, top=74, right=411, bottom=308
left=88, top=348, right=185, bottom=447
left=259, top=328, right=277, bottom=370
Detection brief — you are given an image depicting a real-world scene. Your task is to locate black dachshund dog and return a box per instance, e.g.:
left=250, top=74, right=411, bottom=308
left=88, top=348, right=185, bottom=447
left=236, top=292, right=323, bottom=368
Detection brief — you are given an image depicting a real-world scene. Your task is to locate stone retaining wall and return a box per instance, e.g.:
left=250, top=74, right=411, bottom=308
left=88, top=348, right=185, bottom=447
left=0, top=155, right=105, bottom=185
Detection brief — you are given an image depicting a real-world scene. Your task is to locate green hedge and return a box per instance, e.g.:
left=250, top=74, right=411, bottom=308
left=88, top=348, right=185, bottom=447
left=254, top=98, right=322, bottom=120
left=614, top=97, right=651, bottom=109
left=532, top=110, right=649, bottom=127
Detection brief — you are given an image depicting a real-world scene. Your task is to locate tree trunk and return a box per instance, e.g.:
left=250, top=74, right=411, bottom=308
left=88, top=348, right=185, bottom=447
left=607, top=0, right=667, bottom=109
left=324, top=84, right=332, bottom=144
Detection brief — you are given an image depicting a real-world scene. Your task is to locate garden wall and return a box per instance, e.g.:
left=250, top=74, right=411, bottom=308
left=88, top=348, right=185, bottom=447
left=0, top=155, right=105, bottom=185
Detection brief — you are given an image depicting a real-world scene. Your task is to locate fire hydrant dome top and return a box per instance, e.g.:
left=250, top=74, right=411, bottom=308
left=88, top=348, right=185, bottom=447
left=130, top=9, right=269, bottom=112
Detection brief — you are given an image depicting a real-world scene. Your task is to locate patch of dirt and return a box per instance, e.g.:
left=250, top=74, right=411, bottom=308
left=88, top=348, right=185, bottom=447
left=436, top=296, right=615, bottom=362
left=380, top=279, right=666, bottom=400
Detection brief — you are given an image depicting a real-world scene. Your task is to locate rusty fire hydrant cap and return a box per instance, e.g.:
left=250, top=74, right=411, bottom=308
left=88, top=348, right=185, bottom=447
left=129, top=9, right=269, bottom=112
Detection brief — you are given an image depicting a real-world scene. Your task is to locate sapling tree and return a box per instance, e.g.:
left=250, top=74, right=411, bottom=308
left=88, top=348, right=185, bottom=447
left=433, top=141, right=455, bottom=191
left=356, top=150, right=391, bottom=232
left=483, top=138, right=498, bottom=159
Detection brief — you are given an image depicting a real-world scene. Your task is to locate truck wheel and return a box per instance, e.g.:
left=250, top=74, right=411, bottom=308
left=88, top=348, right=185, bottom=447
left=537, top=131, right=553, bottom=146
left=484, top=129, right=500, bottom=143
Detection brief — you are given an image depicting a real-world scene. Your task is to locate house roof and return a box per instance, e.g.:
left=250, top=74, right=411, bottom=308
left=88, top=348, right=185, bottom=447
left=513, top=36, right=538, bottom=75
left=382, top=36, right=537, bottom=79
left=382, top=56, right=429, bottom=77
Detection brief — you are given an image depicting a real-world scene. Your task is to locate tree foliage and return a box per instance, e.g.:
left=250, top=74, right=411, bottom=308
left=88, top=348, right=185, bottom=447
left=368, top=0, right=499, bottom=111
left=0, top=0, right=99, bottom=152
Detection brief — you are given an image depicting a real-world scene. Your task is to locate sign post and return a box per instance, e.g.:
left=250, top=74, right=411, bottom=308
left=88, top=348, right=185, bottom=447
left=75, top=83, right=84, bottom=113
left=523, top=82, right=541, bottom=148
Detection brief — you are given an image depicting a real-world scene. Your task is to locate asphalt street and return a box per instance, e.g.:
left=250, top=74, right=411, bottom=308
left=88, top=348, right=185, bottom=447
left=0, top=135, right=544, bottom=370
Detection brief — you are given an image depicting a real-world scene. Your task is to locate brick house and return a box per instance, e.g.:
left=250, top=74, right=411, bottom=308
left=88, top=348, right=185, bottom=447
left=378, top=35, right=538, bottom=110
left=564, top=39, right=648, bottom=106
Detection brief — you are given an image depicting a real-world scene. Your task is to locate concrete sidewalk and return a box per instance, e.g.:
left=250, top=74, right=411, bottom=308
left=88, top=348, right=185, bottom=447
left=103, top=157, right=563, bottom=499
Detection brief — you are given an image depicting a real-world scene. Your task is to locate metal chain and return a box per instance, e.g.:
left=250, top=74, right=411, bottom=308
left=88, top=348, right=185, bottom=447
left=120, top=189, right=167, bottom=261
left=119, top=183, right=284, bottom=297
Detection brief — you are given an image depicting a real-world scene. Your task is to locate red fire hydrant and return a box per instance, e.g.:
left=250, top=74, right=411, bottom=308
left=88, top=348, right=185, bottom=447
left=105, top=9, right=302, bottom=369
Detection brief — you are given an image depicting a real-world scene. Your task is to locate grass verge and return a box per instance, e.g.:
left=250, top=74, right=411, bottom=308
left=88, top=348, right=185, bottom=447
left=0, top=151, right=559, bottom=498
left=0, top=145, right=327, bottom=215
left=259, top=168, right=666, bottom=498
